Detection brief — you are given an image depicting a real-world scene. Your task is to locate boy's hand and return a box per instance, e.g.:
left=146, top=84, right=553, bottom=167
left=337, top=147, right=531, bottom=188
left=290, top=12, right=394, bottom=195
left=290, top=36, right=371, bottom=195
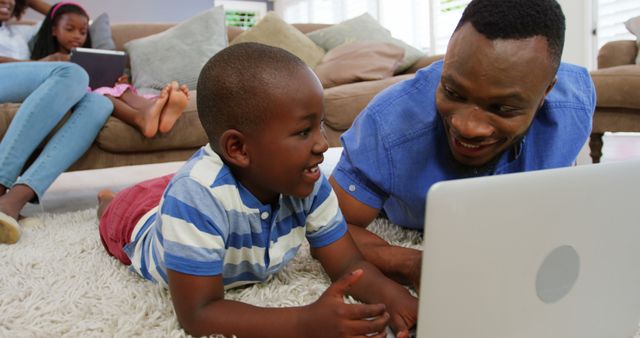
left=302, top=269, right=389, bottom=338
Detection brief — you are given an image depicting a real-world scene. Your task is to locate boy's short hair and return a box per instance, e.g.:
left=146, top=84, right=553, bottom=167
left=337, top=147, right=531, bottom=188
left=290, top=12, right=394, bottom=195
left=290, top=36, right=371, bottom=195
left=456, top=0, right=565, bottom=72
left=196, top=42, right=309, bottom=150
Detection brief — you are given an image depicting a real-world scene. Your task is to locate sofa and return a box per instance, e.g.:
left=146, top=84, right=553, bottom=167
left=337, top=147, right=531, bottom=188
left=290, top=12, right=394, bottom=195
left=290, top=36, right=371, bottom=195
left=589, top=40, right=640, bottom=163
left=0, top=22, right=443, bottom=171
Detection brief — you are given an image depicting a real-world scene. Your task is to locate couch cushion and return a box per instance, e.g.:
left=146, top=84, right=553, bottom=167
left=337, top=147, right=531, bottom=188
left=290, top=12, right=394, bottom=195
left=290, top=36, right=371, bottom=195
left=624, top=15, right=640, bottom=64
left=315, top=42, right=404, bottom=88
left=324, top=74, right=414, bottom=131
left=591, top=65, right=640, bottom=109
left=95, top=92, right=208, bottom=152
left=124, top=6, right=227, bottom=91
left=89, top=12, right=116, bottom=50
left=230, top=12, right=325, bottom=69
left=306, top=13, right=424, bottom=74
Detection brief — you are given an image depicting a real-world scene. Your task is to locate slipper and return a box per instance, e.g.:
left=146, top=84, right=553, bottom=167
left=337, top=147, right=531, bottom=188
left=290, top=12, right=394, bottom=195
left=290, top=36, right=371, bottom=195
left=0, top=211, right=21, bottom=244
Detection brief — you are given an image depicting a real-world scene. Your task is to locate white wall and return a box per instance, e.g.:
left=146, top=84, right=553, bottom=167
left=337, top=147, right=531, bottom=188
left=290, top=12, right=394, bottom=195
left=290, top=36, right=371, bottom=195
left=23, top=0, right=215, bottom=23
left=556, top=0, right=597, bottom=69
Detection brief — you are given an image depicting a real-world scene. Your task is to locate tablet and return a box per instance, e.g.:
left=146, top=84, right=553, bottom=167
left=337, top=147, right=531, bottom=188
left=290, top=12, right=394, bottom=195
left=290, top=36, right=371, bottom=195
left=70, top=47, right=126, bottom=90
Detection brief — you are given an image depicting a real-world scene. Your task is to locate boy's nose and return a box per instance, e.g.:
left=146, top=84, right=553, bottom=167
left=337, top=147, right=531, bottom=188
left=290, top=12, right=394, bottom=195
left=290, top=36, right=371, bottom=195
left=314, top=128, right=329, bottom=154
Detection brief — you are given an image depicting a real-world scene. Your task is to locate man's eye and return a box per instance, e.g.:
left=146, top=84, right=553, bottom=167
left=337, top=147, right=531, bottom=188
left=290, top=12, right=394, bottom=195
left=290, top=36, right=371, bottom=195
left=493, top=105, right=518, bottom=114
left=444, top=86, right=462, bottom=100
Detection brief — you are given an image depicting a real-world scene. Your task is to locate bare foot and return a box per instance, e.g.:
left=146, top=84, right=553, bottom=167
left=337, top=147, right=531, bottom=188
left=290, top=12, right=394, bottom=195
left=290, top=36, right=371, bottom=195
left=139, top=85, right=170, bottom=138
left=97, top=189, right=117, bottom=219
left=158, top=81, right=189, bottom=134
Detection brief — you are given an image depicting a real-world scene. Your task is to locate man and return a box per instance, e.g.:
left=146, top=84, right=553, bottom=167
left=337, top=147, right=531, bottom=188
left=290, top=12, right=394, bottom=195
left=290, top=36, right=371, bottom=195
left=329, top=0, right=596, bottom=290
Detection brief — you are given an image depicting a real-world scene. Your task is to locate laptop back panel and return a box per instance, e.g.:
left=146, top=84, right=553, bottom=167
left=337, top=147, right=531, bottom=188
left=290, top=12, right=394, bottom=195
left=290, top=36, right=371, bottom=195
left=417, top=161, right=640, bottom=338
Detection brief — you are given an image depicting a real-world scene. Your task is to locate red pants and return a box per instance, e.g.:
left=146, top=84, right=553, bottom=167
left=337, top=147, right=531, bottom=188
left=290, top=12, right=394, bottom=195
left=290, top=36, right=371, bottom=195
left=98, top=174, right=174, bottom=265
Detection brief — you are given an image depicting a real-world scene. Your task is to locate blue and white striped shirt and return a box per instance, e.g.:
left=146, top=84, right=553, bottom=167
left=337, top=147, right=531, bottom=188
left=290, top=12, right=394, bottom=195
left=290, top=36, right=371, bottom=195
left=124, top=144, right=347, bottom=289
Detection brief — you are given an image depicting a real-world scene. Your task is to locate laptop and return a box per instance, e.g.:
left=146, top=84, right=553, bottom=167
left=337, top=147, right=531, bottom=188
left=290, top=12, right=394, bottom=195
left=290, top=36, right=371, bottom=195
left=415, top=160, right=640, bottom=338
left=70, top=47, right=126, bottom=89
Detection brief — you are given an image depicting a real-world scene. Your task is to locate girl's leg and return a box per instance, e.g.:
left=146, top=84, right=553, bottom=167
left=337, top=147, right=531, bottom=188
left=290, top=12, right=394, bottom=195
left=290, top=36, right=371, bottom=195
left=113, top=85, right=171, bottom=138
left=158, top=82, right=189, bottom=134
left=0, top=62, right=89, bottom=192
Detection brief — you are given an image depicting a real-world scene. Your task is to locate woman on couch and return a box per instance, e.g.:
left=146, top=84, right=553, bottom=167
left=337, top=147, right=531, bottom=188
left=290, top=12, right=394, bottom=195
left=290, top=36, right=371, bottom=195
left=0, top=0, right=112, bottom=244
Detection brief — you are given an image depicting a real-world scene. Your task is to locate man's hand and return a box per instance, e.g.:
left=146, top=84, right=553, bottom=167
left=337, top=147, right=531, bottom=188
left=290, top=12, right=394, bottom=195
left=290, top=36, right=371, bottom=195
left=40, top=53, right=70, bottom=62
left=301, top=269, right=389, bottom=338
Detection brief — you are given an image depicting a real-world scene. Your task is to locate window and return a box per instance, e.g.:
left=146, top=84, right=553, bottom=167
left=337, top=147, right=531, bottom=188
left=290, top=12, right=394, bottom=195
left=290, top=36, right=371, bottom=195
left=276, top=0, right=463, bottom=54
left=597, top=0, right=640, bottom=48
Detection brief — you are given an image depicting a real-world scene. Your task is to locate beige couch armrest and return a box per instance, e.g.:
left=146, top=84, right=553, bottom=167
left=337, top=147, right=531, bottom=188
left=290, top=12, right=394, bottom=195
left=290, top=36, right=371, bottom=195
left=597, top=40, right=638, bottom=69
left=323, top=74, right=415, bottom=131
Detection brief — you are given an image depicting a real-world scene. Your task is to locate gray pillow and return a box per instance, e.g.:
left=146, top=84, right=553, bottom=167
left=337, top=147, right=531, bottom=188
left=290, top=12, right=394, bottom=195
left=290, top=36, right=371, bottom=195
left=624, top=16, right=640, bottom=64
left=90, top=12, right=116, bottom=50
left=124, top=6, right=227, bottom=91
left=306, top=13, right=424, bottom=73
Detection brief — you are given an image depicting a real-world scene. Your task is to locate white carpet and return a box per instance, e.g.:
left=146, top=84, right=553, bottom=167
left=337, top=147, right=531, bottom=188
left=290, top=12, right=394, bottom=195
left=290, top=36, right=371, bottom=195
left=0, top=208, right=421, bottom=337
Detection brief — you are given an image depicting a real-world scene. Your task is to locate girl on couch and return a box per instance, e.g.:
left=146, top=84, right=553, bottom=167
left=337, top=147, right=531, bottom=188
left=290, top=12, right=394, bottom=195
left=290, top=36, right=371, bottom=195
left=0, top=0, right=113, bottom=244
left=31, top=2, right=190, bottom=138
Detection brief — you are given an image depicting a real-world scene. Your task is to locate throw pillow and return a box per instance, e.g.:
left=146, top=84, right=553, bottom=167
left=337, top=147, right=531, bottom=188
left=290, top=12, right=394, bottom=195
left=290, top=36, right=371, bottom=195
left=314, top=42, right=405, bottom=88
left=124, top=6, right=227, bottom=91
left=306, top=13, right=424, bottom=73
left=229, top=12, right=325, bottom=69
left=89, top=12, right=116, bottom=50
left=624, top=15, right=640, bottom=64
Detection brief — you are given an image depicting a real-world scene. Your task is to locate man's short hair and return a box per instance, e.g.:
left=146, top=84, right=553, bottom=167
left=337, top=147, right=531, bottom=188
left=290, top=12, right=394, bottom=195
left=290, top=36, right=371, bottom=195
left=196, top=42, right=308, bottom=150
left=455, top=0, right=565, bottom=71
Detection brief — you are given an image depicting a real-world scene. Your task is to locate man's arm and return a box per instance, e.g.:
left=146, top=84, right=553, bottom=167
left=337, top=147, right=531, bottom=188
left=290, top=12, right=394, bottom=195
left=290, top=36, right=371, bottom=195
left=330, top=176, right=422, bottom=290
left=311, top=233, right=418, bottom=338
left=168, top=269, right=390, bottom=338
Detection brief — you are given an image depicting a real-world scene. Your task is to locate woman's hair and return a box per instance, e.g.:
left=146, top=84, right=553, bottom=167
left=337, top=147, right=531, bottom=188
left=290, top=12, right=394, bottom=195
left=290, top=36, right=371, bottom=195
left=31, top=2, right=92, bottom=60
left=13, top=0, right=28, bottom=20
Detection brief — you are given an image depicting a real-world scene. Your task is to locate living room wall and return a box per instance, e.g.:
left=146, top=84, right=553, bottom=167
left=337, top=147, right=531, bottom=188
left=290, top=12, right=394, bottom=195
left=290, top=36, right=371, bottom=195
left=22, top=0, right=215, bottom=23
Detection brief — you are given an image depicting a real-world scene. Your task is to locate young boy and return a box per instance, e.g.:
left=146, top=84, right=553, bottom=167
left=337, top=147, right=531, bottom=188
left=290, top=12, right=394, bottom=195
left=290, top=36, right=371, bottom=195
left=97, top=43, right=417, bottom=338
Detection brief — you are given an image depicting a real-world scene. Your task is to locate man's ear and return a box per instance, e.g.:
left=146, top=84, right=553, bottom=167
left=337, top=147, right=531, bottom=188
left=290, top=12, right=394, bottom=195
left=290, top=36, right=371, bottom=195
left=219, top=129, right=250, bottom=168
left=544, top=77, right=557, bottom=96
left=538, top=76, right=557, bottom=110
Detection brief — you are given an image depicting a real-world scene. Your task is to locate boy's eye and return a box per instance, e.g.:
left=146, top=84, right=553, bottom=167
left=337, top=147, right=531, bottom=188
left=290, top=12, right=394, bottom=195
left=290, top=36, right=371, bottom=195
left=298, top=128, right=311, bottom=137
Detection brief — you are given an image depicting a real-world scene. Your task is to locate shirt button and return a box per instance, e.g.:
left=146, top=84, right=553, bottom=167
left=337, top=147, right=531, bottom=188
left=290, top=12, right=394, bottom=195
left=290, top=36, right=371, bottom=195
left=348, top=185, right=356, bottom=192
left=260, top=211, right=269, bottom=220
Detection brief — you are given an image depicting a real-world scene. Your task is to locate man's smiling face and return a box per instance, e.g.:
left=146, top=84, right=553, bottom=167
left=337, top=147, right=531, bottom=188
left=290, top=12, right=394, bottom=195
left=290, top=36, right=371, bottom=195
left=436, top=22, right=557, bottom=168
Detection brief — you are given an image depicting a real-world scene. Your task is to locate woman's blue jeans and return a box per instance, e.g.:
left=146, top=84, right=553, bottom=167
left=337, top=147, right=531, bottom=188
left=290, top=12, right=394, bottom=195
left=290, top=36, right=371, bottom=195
left=0, top=62, right=113, bottom=202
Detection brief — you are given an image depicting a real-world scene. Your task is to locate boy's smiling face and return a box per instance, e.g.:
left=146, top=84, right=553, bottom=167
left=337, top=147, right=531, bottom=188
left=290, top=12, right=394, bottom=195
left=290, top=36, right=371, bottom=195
left=240, top=67, right=328, bottom=204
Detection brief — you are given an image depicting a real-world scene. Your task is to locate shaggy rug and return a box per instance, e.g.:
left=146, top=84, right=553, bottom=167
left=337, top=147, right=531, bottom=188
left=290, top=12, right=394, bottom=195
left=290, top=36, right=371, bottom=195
left=0, top=209, right=422, bottom=337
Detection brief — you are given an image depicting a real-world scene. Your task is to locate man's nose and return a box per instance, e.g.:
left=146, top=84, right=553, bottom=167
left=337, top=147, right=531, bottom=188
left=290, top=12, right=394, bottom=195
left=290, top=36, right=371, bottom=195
left=449, top=106, right=493, bottom=139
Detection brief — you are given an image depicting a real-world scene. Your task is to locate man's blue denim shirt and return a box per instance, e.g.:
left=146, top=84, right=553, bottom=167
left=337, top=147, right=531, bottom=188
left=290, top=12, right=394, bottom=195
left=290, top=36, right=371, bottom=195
left=332, top=60, right=596, bottom=230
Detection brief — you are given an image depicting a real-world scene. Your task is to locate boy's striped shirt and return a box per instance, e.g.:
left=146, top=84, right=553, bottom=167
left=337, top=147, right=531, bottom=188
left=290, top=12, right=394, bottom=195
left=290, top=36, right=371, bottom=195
left=124, top=145, right=347, bottom=289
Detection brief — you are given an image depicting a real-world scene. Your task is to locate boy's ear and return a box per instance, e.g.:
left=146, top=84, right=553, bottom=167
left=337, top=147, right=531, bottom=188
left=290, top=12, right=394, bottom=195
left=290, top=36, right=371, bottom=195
left=219, top=129, right=250, bottom=168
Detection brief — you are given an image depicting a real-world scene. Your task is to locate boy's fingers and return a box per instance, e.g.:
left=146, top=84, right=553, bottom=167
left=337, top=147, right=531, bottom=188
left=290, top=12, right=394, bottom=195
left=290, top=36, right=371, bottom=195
left=350, top=311, right=389, bottom=334
left=389, top=314, right=410, bottom=338
left=346, top=303, right=387, bottom=320
left=327, top=269, right=364, bottom=297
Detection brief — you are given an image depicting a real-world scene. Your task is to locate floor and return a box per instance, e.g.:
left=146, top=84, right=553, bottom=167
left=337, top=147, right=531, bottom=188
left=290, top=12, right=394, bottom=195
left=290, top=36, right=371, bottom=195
left=23, top=133, right=640, bottom=216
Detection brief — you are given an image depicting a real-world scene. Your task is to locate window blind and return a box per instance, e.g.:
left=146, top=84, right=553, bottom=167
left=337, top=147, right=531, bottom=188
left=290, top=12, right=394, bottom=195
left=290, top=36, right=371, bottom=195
left=597, top=0, right=640, bottom=47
